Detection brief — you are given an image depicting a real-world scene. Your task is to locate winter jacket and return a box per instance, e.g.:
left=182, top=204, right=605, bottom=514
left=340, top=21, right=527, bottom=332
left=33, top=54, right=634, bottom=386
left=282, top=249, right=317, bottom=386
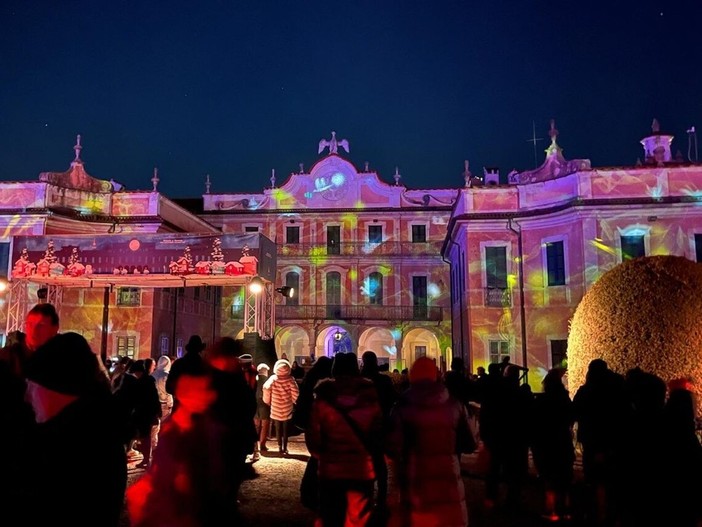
left=306, top=375, right=383, bottom=481
left=387, top=380, right=471, bottom=527
left=262, top=359, right=299, bottom=421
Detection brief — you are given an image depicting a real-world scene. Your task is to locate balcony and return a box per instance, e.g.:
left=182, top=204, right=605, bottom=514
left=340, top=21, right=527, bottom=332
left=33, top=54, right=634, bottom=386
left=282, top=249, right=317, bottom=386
left=484, top=287, right=511, bottom=307
left=278, top=240, right=444, bottom=258
left=234, top=304, right=445, bottom=322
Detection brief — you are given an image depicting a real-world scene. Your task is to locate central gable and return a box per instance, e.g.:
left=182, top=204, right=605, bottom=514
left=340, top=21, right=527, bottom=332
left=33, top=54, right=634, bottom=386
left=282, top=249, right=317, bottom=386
left=276, top=154, right=402, bottom=209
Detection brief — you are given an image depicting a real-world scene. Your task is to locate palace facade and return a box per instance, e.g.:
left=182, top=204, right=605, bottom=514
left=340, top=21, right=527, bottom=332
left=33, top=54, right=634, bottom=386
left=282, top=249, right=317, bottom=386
left=443, top=120, right=702, bottom=388
left=1, top=122, right=700, bottom=387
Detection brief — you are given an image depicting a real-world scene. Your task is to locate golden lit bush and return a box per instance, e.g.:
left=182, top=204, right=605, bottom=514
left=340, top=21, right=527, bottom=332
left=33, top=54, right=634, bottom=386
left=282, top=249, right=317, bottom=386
left=568, top=255, right=702, bottom=416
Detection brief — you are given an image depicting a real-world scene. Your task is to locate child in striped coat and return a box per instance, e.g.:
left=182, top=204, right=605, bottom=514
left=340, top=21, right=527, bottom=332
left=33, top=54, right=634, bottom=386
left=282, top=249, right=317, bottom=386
left=262, top=359, right=299, bottom=455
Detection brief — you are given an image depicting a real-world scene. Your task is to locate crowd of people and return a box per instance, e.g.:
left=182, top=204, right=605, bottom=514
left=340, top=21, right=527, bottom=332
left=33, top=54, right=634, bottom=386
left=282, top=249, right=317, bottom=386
left=0, top=302, right=700, bottom=527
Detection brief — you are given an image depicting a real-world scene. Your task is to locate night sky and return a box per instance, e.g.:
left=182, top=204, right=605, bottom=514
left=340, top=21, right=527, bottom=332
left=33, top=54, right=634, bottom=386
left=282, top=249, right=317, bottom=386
left=1, top=0, right=700, bottom=198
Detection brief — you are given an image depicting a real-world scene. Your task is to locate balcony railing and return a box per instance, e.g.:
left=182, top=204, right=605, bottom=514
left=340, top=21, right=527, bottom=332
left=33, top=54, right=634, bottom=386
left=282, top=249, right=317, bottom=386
left=232, top=304, right=443, bottom=322
left=485, top=287, right=511, bottom=307
left=278, top=241, right=444, bottom=258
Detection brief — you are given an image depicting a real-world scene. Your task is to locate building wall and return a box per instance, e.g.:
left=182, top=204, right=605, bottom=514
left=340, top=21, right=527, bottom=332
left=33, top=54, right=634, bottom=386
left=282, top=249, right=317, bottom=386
left=447, top=152, right=702, bottom=390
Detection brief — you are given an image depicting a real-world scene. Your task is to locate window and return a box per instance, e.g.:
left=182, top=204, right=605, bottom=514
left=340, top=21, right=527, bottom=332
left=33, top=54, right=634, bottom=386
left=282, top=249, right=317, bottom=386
left=245, top=226, right=259, bottom=233
left=368, top=225, right=383, bottom=244
left=489, top=340, right=510, bottom=365
left=285, top=271, right=300, bottom=306
left=412, top=276, right=428, bottom=318
left=326, top=272, right=341, bottom=318
left=621, top=235, right=645, bottom=260
left=116, top=336, right=137, bottom=358
left=550, top=339, right=568, bottom=369
left=415, top=345, right=427, bottom=359
left=368, top=272, right=383, bottom=305
left=485, top=246, right=508, bottom=288
left=160, top=336, right=169, bottom=355
left=485, top=246, right=509, bottom=306
left=411, top=224, right=426, bottom=243
left=696, top=234, right=702, bottom=263
left=286, top=226, right=300, bottom=244
left=546, top=241, right=566, bottom=286
left=117, top=287, right=140, bottom=306
left=327, top=226, right=340, bottom=255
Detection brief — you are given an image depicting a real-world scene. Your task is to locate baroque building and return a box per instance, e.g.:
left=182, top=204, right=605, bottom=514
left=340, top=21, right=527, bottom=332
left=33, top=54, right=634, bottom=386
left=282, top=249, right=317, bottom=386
left=0, top=133, right=457, bottom=371
left=186, top=132, right=456, bottom=370
left=443, top=120, right=702, bottom=389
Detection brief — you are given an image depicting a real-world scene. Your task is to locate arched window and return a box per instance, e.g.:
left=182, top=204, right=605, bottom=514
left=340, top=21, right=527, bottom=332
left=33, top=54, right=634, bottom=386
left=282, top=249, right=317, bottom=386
left=368, top=272, right=383, bottom=305
left=285, top=271, right=300, bottom=306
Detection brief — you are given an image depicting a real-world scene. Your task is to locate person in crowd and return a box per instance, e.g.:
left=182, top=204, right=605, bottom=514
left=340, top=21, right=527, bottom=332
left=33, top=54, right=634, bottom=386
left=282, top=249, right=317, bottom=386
left=152, top=355, right=173, bottom=421
left=0, top=303, right=60, bottom=518
left=617, top=368, right=670, bottom=526
left=21, top=332, right=126, bottom=527
left=291, top=360, right=305, bottom=382
left=531, top=368, right=575, bottom=522
left=360, top=350, right=397, bottom=514
left=386, top=356, right=475, bottom=527
left=110, top=355, right=134, bottom=392
left=166, top=334, right=205, bottom=410
left=204, top=337, right=258, bottom=515
left=238, top=352, right=258, bottom=391
left=253, top=362, right=271, bottom=459
left=0, top=303, right=60, bottom=377
left=263, top=358, right=300, bottom=455
left=663, top=378, right=702, bottom=527
left=572, top=358, right=629, bottom=525
left=479, top=362, right=533, bottom=510
left=295, top=356, right=334, bottom=512
left=127, top=362, right=222, bottom=527
left=443, top=357, right=472, bottom=407
left=134, top=359, right=162, bottom=468
left=306, top=352, right=384, bottom=527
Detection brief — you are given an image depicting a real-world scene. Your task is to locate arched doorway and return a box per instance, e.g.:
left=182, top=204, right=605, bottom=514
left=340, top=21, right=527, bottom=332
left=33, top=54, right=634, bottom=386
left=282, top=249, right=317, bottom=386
left=275, top=325, right=310, bottom=364
left=358, top=327, right=396, bottom=369
left=317, top=325, right=354, bottom=357
left=402, top=328, right=441, bottom=369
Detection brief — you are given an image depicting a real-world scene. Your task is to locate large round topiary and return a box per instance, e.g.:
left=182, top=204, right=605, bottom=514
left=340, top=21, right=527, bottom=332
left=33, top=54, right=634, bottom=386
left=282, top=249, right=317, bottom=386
left=568, top=255, right=702, bottom=417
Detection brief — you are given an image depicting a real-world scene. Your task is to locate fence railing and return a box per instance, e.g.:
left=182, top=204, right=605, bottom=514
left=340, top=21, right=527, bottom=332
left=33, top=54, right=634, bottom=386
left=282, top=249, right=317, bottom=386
left=278, top=240, right=444, bottom=258
left=231, top=303, right=443, bottom=322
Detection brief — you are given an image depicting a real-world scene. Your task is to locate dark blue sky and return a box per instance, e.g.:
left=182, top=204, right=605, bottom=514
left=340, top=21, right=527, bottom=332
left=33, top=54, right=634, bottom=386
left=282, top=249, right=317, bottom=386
left=1, top=0, right=700, bottom=198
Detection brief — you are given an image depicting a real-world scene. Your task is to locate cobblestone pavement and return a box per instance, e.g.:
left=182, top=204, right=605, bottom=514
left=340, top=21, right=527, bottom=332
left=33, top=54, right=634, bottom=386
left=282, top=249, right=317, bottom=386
left=122, top=434, right=586, bottom=527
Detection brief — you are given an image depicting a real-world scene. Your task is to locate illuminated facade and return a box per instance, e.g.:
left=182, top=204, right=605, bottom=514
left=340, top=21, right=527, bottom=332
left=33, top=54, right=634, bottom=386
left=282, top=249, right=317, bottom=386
left=443, top=120, right=702, bottom=389
left=0, top=137, right=222, bottom=359
left=193, top=132, right=456, bottom=370
left=0, top=134, right=457, bottom=370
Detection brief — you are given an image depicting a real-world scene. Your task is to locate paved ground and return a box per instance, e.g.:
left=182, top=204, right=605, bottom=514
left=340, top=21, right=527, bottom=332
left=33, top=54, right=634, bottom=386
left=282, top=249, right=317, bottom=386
left=122, top=434, right=586, bottom=526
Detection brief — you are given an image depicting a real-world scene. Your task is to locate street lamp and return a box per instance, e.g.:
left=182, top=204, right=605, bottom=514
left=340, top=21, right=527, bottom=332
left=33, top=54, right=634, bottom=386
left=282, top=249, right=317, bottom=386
left=248, top=276, right=264, bottom=294
left=275, top=286, right=295, bottom=299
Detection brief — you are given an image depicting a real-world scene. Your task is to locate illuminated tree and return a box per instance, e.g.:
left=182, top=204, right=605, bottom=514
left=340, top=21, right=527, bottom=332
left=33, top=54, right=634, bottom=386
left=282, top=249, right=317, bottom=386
left=567, top=255, right=702, bottom=417
left=184, top=246, right=193, bottom=271
left=211, top=238, right=224, bottom=262
left=44, top=240, right=57, bottom=264
left=69, top=247, right=80, bottom=266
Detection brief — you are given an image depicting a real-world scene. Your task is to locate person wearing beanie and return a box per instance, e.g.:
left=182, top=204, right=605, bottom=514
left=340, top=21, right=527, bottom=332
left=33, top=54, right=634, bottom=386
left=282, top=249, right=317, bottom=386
left=21, top=332, right=126, bottom=527
left=386, top=356, right=475, bottom=527
left=165, top=334, right=206, bottom=405
left=262, top=358, right=299, bottom=455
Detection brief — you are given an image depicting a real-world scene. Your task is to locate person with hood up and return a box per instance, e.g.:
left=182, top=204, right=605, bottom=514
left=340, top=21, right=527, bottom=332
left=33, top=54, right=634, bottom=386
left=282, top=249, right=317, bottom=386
left=262, top=358, right=299, bottom=455
left=306, top=352, right=384, bottom=527
left=386, top=356, right=476, bottom=527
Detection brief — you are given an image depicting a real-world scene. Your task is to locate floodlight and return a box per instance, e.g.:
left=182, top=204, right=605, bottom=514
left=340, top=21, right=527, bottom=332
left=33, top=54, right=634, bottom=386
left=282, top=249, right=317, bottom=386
left=275, top=286, right=295, bottom=299
left=248, top=276, right=264, bottom=294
